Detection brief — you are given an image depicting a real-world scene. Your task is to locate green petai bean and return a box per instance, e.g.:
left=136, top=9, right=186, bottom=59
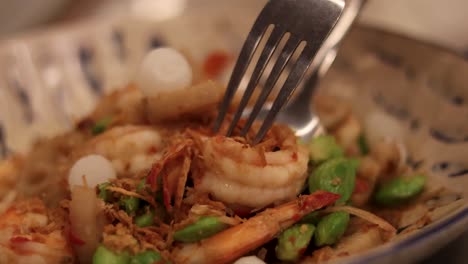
left=309, top=158, right=359, bottom=204
left=98, top=182, right=111, bottom=202
left=135, top=209, right=155, bottom=227
left=92, top=245, right=130, bottom=264
left=375, top=174, right=426, bottom=206
left=308, top=135, right=344, bottom=164
left=314, top=211, right=349, bottom=247
left=92, top=117, right=113, bottom=135
left=130, top=250, right=162, bottom=264
left=300, top=211, right=321, bottom=225
left=173, top=216, right=228, bottom=243
left=275, top=223, right=315, bottom=261
left=120, top=196, right=140, bottom=215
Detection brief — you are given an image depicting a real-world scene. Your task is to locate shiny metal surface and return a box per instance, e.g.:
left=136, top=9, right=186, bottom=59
left=271, top=0, right=366, bottom=142
left=213, top=0, right=345, bottom=144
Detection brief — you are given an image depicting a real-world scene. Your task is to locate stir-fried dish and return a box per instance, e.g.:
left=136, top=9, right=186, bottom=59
left=0, top=47, right=463, bottom=264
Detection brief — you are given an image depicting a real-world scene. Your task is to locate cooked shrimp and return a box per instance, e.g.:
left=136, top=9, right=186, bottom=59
left=173, top=191, right=340, bottom=264
left=313, top=94, right=351, bottom=130
left=132, top=47, right=223, bottom=123
left=314, top=94, right=362, bottom=155
left=332, top=114, right=361, bottom=156
left=0, top=199, right=73, bottom=264
left=370, top=140, right=406, bottom=177
left=197, top=124, right=309, bottom=209
left=90, top=85, right=146, bottom=125
left=351, top=156, right=381, bottom=207
left=144, top=80, right=225, bottom=123
left=75, top=125, right=164, bottom=177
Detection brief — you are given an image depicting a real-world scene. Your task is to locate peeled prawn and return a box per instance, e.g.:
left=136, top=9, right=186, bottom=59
left=0, top=199, right=73, bottom=263
left=173, top=191, right=340, bottom=264
left=145, top=80, right=225, bottom=123
left=198, top=124, right=309, bottom=209
left=90, top=85, right=146, bottom=125
left=75, top=125, right=163, bottom=177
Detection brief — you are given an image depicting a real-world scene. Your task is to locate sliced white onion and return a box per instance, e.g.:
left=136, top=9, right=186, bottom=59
left=233, top=256, right=266, bottom=264
left=135, top=47, right=192, bottom=97
left=394, top=141, right=408, bottom=170
left=70, top=186, right=102, bottom=264
left=68, top=154, right=116, bottom=189
left=327, top=206, right=396, bottom=233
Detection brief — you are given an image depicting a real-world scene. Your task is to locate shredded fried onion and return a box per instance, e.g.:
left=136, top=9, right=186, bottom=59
left=106, top=186, right=157, bottom=208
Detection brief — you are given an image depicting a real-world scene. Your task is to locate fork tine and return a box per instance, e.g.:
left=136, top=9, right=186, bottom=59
left=225, top=26, right=285, bottom=136
left=212, top=20, right=270, bottom=133
left=240, top=35, right=301, bottom=136
left=253, top=46, right=315, bottom=144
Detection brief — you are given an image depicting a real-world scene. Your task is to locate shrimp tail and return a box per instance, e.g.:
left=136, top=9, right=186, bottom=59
left=173, top=191, right=340, bottom=264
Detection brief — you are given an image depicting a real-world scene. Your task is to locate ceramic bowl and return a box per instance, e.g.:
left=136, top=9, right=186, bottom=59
left=0, top=1, right=466, bottom=263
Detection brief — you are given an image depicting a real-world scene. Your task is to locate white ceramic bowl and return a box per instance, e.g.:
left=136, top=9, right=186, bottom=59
left=0, top=1, right=466, bottom=263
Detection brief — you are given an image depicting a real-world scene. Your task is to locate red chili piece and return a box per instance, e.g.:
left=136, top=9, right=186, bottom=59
left=69, top=231, right=86, bottom=246
left=203, top=51, right=230, bottom=78
left=353, top=177, right=369, bottom=194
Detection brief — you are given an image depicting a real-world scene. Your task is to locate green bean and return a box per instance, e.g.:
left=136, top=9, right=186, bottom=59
left=120, top=196, right=140, bottom=215
left=375, top=174, right=426, bottom=206
left=308, top=135, right=344, bottom=164
left=173, top=216, right=228, bottom=243
left=130, top=250, right=162, bottom=264
left=300, top=211, right=321, bottom=225
left=135, top=209, right=155, bottom=227
left=308, top=158, right=359, bottom=204
left=92, top=117, right=113, bottom=135
left=314, top=211, right=349, bottom=247
left=98, top=182, right=111, bottom=202
left=275, top=223, right=315, bottom=261
left=92, top=245, right=130, bottom=264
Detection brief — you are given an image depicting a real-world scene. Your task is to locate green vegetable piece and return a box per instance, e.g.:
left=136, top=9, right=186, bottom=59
left=120, top=196, right=140, bottom=215
left=300, top=211, right=321, bottom=225
left=308, top=135, right=344, bottom=163
left=357, top=133, right=369, bottom=155
left=375, top=175, right=426, bottom=206
left=173, top=216, right=228, bottom=243
left=93, top=245, right=130, bottom=264
left=92, top=117, right=113, bottom=135
left=135, top=210, right=155, bottom=227
left=308, top=158, right=359, bottom=204
left=130, top=250, right=162, bottom=264
left=315, top=211, right=349, bottom=247
left=275, top=223, right=315, bottom=262
left=98, top=182, right=111, bottom=201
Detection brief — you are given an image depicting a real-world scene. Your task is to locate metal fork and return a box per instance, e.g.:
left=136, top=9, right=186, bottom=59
left=213, top=0, right=345, bottom=144
left=250, top=0, right=366, bottom=142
